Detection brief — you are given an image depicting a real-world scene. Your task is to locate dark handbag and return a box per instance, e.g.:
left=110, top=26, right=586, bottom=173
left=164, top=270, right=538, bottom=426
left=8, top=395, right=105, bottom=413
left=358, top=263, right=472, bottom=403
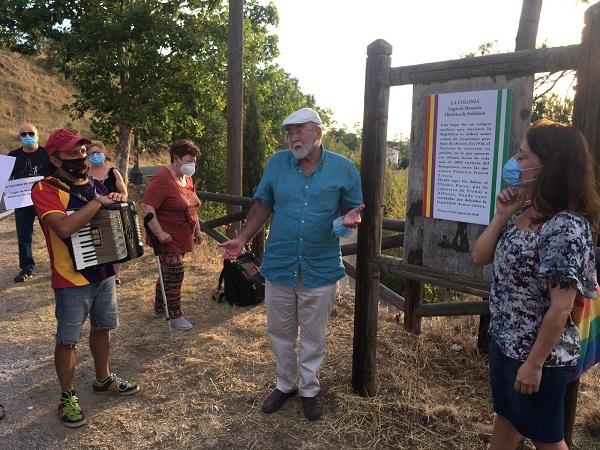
left=213, top=252, right=264, bottom=307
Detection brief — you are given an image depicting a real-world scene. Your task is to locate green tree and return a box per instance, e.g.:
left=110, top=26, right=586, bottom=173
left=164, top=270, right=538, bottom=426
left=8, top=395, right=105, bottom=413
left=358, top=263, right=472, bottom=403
left=531, top=93, right=573, bottom=123
left=386, top=136, right=411, bottom=169
left=0, top=0, right=330, bottom=192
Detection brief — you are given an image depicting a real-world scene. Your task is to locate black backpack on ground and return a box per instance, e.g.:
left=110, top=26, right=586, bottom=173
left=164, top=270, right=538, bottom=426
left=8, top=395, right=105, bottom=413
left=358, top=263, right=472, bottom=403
left=213, top=254, right=264, bottom=307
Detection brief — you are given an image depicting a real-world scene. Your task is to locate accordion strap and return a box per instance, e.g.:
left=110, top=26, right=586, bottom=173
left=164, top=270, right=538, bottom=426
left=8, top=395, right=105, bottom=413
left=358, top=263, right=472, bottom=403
left=41, top=177, right=98, bottom=204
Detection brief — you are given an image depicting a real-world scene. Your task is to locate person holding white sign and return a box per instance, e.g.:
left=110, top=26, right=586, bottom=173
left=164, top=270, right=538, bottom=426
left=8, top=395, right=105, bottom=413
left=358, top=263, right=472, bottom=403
left=472, top=119, right=600, bottom=449
left=7, top=122, right=52, bottom=282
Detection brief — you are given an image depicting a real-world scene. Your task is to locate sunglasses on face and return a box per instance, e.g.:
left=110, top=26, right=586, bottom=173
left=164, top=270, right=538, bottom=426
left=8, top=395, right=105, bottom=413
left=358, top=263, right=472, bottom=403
left=20, top=131, right=36, bottom=137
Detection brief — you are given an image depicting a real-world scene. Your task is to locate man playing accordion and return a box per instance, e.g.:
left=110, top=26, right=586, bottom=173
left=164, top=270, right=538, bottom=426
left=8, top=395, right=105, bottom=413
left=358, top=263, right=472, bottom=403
left=31, top=128, right=140, bottom=428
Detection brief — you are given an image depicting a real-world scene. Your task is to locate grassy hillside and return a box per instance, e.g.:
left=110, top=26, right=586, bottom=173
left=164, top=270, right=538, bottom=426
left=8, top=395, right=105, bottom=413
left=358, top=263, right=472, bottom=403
left=0, top=50, right=90, bottom=153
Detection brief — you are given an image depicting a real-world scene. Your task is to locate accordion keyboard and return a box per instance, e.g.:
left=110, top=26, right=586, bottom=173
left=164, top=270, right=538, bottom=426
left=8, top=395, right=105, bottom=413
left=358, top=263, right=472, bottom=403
left=70, top=209, right=129, bottom=270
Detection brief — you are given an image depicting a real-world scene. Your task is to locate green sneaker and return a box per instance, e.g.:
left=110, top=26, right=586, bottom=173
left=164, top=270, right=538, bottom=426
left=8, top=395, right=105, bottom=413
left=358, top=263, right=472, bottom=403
left=58, top=391, right=86, bottom=428
left=93, top=373, right=140, bottom=396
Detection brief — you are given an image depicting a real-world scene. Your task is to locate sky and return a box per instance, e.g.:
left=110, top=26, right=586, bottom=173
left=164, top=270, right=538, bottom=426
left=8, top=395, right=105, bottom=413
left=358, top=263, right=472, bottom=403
left=263, top=0, right=593, bottom=140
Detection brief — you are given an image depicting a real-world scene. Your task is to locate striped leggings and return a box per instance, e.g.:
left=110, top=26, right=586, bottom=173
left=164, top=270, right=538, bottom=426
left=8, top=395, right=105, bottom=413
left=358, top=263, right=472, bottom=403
left=155, top=252, right=184, bottom=319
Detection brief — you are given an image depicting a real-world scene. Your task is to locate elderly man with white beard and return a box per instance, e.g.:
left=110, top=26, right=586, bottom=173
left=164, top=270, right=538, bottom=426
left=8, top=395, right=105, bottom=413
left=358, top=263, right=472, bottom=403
left=220, top=107, right=364, bottom=421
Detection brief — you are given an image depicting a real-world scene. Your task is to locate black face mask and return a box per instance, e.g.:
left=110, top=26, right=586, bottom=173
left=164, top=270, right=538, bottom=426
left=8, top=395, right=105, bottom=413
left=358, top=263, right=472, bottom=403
left=57, top=156, right=88, bottom=179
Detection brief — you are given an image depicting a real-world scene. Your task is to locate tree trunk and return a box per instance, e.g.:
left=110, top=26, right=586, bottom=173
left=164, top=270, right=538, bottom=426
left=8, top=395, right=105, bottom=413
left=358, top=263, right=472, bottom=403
left=226, top=0, right=244, bottom=238
left=515, top=0, right=542, bottom=51
left=116, top=123, right=133, bottom=185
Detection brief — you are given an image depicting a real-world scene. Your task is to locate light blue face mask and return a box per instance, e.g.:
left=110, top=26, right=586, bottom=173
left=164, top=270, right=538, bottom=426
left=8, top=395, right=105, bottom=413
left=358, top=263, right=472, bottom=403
left=502, top=158, right=541, bottom=186
left=20, top=135, right=37, bottom=147
left=89, top=153, right=106, bottom=165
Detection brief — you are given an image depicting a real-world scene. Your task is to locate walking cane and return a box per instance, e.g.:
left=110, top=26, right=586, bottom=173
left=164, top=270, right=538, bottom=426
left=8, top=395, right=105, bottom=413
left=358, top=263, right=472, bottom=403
left=143, top=213, right=171, bottom=335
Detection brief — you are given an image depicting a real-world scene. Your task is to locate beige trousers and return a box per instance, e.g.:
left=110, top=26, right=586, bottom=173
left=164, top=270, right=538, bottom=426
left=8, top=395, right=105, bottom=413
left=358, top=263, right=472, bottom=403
left=265, top=279, right=336, bottom=397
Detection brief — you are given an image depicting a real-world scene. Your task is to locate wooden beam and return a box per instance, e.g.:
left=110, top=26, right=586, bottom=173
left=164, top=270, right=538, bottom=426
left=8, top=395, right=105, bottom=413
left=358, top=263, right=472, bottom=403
left=199, top=220, right=228, bottom=244
left=352, top=39, right=392, bottom=397
left=341, top=234, right=403, bottom=256
left=343, top=261, right=405, bottom=311
left=197, top=191, right=254, bottom=207
left=416, top=300, right=489, bottom=317
left=202, top=210, right=248, bottom=229
left=382, top=218, right=405, bottom=232
left=373, top=255, right=491, bottom=297
left=388, top=45, right=579, bottom=86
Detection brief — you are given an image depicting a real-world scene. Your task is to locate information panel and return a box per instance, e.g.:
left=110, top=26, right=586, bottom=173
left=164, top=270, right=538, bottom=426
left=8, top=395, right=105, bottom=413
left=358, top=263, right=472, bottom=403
left=422, top=89, right=511, bottom=225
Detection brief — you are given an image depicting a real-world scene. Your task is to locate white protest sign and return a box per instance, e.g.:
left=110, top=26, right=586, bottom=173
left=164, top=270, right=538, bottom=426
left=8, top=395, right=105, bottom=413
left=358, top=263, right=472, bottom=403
left=0, top=154, right=16, bottom=201
left=3, top=176, right=44, bottom=209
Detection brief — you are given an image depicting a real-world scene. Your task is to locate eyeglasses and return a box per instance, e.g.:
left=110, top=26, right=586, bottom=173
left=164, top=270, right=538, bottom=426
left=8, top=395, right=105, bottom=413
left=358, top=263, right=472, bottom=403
left=285, top=123, right=315, bottom=138
left=20, top=131, right=36, bottom=137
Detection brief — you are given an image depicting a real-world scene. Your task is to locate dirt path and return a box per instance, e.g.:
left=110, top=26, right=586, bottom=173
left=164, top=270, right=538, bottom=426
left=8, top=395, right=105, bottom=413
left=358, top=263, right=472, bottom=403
left=0, top=215, right=598, bottom=449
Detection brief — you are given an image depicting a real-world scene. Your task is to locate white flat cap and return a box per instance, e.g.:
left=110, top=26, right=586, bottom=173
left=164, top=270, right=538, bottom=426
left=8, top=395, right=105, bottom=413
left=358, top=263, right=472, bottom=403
left=282, top=107, right=322, bottom=127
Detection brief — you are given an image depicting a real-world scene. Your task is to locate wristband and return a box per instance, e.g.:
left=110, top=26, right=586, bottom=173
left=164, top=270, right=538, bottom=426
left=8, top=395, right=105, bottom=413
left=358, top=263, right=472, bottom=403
left=92, top=197, right=103, bottom=206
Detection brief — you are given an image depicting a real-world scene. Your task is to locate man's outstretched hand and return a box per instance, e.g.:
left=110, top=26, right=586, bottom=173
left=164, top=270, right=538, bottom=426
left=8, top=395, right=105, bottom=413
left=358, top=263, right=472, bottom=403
left=343, top=204, right=365, bottom=228
left=218, top=237, right=245, bottom=260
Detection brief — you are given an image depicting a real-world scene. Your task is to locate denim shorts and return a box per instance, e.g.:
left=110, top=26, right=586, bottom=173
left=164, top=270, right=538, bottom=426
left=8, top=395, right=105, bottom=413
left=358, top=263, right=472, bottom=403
left=54, top=276, right=118, bottom=345
left=489, top=339, right=576, bottom=443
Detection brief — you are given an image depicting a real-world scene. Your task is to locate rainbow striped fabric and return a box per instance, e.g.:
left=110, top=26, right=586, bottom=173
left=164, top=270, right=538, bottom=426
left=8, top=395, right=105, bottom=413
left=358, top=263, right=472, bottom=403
left=572, top=286, right=600, bottom=379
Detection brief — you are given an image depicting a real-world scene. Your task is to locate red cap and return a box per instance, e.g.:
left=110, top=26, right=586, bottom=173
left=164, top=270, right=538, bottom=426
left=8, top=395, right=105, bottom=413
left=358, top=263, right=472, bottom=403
left=45, top=128, right=92, bottom=156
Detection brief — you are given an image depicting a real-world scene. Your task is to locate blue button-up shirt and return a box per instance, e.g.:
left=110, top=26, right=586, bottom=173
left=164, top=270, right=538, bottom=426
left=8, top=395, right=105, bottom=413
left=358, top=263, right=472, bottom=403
left=254, top=148, right=363, bottom=288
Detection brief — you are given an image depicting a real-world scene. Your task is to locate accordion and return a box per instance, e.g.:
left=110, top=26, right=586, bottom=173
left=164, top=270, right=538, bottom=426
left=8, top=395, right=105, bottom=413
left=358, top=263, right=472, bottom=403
left=68, top=202, right=144, bottom=271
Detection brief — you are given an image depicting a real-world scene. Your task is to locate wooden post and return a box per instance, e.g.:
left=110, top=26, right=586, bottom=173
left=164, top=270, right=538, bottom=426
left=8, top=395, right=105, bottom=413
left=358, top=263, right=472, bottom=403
left=567, top=4, right=600, bottom=448
left=477, top=313, right=490, bottom=355
left=226, top=0, right=244, bottom=238
left=352, top=39, right=391, bottom=397
left=403, top=280, right=423, bottom=333
left=564, top=378, right=580, bottom=449
left=573, top=2, right=600, bottom=178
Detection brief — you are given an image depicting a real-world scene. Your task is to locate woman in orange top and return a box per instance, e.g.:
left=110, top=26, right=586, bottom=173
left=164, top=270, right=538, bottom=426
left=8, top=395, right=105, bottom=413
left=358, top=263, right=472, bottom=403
left=141, top=139, right=203, bottom=331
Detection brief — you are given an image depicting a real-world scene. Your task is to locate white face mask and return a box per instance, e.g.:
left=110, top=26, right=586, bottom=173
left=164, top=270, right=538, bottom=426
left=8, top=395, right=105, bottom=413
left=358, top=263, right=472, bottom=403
left=180, top=162, right=196, bottom=176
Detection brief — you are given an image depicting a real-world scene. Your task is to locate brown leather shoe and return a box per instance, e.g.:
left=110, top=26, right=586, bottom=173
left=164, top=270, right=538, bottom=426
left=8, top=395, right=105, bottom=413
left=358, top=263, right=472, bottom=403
left=301, top=395, right=322, bottom=421
left=261, top=388, right=297, bottom=414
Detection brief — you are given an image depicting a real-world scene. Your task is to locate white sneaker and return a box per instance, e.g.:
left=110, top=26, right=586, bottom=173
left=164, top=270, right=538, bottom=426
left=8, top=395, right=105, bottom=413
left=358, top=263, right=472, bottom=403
left=171, top=316, right=193, bottom=331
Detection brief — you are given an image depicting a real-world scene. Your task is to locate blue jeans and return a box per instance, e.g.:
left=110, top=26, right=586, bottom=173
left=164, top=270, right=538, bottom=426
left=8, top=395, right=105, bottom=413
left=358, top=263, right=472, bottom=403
left=14, top=205, right=37, bottom=274
left=54, top=277, right=119, bottom=345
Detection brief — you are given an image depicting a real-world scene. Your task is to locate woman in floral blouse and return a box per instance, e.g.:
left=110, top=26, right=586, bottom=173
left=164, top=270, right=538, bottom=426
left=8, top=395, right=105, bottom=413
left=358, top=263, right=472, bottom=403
left=472, top=119, right=600, bottom=449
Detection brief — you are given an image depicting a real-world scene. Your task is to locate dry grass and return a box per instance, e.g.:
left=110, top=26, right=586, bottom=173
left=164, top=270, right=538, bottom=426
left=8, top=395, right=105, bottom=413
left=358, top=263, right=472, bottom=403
left=0, top=50, right=172, bottom=169
left=0, top=211, right=599, bottom=449
left=0, top=50, right=90, bottom=152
